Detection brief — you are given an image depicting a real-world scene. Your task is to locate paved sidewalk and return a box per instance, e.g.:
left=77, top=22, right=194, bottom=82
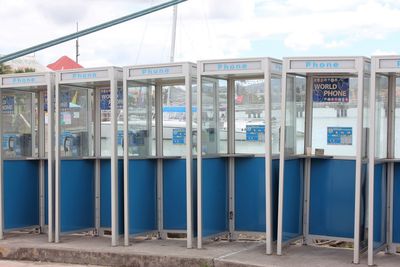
left=0, top=233, right=398, bottom=266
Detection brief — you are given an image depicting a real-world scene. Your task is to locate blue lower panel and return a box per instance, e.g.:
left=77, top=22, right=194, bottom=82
left=203, top=158, right=228, bottom=237
left=100, top=159, right=124, bottom=233
left=373, top=163, right=387, bottom=249
left=282, top=159, right=304, bottom=241
left=61, top=160, right=95, bottom=232
left=44, top=160, right=48, bottom=226
left=393, top=163, right=400, bottom=243
left=4, top=160, right=40, bottom=229
left=234, top=158, right=278, bottom=238
left=310, top=159, right=359, bottom=238
left=163, top=159, right=197, bottom=231
left=129, top=159, right=157, bottom=235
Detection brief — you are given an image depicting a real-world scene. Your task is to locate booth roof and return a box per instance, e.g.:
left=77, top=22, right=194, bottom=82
left=47, top=56, right=83, bottom=71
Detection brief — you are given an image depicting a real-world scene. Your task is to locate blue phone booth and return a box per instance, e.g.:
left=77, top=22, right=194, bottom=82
left=368, top=56, right=400, bottom=265
left=123, top=62, right=196, bottom=248
left=277, top=57, right=370, bottom=264
left=0, top=72, right=53, bottom=241
left=54, top=67, right=123, bottom=246
left=196, top=58, right=282, bottom=253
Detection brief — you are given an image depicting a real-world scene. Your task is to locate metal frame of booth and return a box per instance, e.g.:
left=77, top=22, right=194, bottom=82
left=368, top=55, right=400, bottom=265
left=277, top=57, right=370, bottom=264
left=123, top=62, right=196, bottom=248
left=54, top=67, right=122, bottom=246
left=0, top=72, right=53, bottom=242
left=196, top=57, right=282, bottom=253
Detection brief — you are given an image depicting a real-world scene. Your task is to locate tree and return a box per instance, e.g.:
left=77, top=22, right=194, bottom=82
left=0, top=63, right=13, bottom=74
left=14, top=67, right=35, bottom=73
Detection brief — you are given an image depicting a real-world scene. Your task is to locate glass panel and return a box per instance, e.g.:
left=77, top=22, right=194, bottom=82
left=235, top=79, right=265, bottom=154
left=363, top=75, right=371, bottom=158
left=162, top=85, right=186, bottom=156
left=59, top=86, right=94, bottom=157
left=2, top=90, right=35, bottom=158
left=200, top=78, right=227, bottom=155
left=271, top=77, right=281, bottom=154
left=192, top=79, right=197, bottom=155
left=311, top=77, right=358, bottom=156
left=126, top=82, right=155, bottom=156
left=284, top=75, right=306, bottom=155
left=375, top=75, right=388, bottom=158
left=100, top=85, right=124, bottom=157
left=395, top=77, right=400, bottom=158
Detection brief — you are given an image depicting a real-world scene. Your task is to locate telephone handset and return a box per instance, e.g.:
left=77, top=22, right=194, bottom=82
left=8, top=136, right=15, bottom=152
left=64, top=136, right=72, bottom=154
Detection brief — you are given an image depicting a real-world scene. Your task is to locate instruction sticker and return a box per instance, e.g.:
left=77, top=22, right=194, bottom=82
left=313, top=78, right=349, bottom=103
left=246, top=125, right=265, bottom=141
left=173, top=128, right=186, bottom=144
left=100, top=87, right=123, bottom=111
left=2, top=96, right=14, bottom=114
left=327, top=127, right=352, bottom=145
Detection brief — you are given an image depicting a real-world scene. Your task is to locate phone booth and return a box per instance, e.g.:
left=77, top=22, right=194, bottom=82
left=368, top=56, right=400, bottom=265
left=196, top=58, right=282, bottom=253
left=54, top=67, right=122, bottom=246
left=277, top=57, right=370, bottom=263
left=122, top=62, right=196, bottom=248
left=0, top=72, right=53, bottom=241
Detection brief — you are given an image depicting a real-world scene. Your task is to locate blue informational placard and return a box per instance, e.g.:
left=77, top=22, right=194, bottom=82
left=2, top=96, right=14, bottom=114
left=172, top=128, right=186, bottom=144
left=100, top=88, right=123, bottom=111
left=246, top=125, right=265, bottom=141
left=327, top=127, right=352, bottom=145
left=313, top=77, right=349, bottom=103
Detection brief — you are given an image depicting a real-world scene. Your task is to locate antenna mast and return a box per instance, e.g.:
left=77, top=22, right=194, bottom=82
left=75, top=22, right=80, bottom=63
left=170, top=5, right=178, bottom=63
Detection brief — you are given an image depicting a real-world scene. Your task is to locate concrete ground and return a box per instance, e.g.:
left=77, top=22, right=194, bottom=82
left=0, top=260, right=99, bottom=267
left=0, top=233, right=398, bottom=267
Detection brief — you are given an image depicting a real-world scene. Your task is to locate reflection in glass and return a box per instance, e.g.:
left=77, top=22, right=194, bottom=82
left=59, top=86, right=94, bottom=157
left=311, top=77, right=358, bottom=156
left=234, top=79, right=265, bottom=154
left=201, top=78, right=227, bottom=155
left=126, top=83, right=155, bottom=157
left=2, top=90, right=36, bottom=158
left=395, top=78, right=400, bottom=158
left=375, top=75, right=388, bottom=158
left=285, top=75, right=306, bottom=155
left=100, top=84, right=124, bottom=157
left=162, top=85, right=186, bottom=156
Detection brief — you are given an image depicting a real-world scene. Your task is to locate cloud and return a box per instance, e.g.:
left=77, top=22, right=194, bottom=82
left=2, top=0, right=400, bottom=68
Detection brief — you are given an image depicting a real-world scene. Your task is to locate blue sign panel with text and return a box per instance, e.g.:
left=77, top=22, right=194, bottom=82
left=313, top=78, right=349, bottom=103
left=327, top=127, right=352, bottom=145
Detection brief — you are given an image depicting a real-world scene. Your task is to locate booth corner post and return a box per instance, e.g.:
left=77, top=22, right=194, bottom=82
left=0, top=82, right=3, bottom=240
left=263, top=58, right=272, bottom=255
left=54, top=72, right=61, bottom=243
left=367, top=55, right=400, bottom=265
left=353, top=57, right=366, bottom=265
left=367, top=57, right=377, bottom=266
left=122, top=67, right=130, bottom=247
left=196, top=61, right=203, bottom=249
left=185, top=63, right=194, bottom=249
left=276, top=58, right=289, bottom=256
left=47, top=73, right=56, bottom=243
left=110, top=67, right=119, bottom=247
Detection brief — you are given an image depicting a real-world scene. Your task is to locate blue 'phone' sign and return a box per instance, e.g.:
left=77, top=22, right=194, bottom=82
left=313, top=78, right=349, bottom=103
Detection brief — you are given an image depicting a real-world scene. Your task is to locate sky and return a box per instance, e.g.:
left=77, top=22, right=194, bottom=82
left=1, top=0, right=400, bottom=67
